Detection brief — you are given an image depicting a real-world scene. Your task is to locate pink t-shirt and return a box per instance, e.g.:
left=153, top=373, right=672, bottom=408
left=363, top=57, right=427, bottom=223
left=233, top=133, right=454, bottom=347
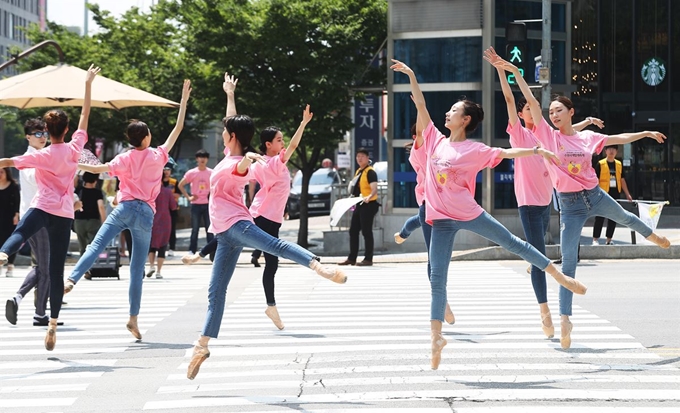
left=107, top=146, right=169, bottom=214
left=409, top=141, right=427, bottom=206
left=507, top=121, right=553, bottom=207
left=208, top=155, right=253, bottom=234
left=12, top=129, right=87, bottom=218
left=250, top=149, right=290, bottom=224
left=533, top=118, right=607, bottom=193
left=423, top=122, right=502, bottom=223
left=183, top=167, right=213, bottom=204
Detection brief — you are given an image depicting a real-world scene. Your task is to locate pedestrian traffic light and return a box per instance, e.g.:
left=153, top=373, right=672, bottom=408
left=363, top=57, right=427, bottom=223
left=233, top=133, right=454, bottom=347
left=505, top=22, right=527, bottom=85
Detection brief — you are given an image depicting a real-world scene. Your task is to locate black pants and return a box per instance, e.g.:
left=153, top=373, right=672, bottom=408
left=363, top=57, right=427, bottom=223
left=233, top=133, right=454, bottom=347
left=254, top=215, right=282, bottom=306
left=593, top=215, right=617, bottom=239
left=348, top=201, right=379, bottom=262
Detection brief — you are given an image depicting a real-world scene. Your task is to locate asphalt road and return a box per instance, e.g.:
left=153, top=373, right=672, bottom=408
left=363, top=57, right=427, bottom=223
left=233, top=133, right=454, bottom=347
left=0, top=259, right=678, bottom=412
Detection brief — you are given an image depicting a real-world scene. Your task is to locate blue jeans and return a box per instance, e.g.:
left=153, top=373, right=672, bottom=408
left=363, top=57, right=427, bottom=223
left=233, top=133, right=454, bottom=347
left=69, top=200, right=154, bottom=316
left=518, top=205, right=551, bottom=304
left=429, top=212, right=550, bottom=322
left=557, top=186, right=652, bottom=316
left=398, top=214, right=421, bottom=239
left=1, top=208, right=72, bottom=319
left=417, top=203, right=433, bottom=279
left=190, top=203, right=213, bottom=253
left=202, top=220, right=317, bottom=338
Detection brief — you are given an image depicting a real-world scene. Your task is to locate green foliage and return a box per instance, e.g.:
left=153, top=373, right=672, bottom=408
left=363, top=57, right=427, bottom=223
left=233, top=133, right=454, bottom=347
left=11, top=5, right=205, bottom=160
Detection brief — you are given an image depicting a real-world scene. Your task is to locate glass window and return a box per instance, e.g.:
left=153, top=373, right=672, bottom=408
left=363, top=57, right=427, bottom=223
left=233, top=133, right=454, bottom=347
left=393, top=37, right=483, bottom=84
left=494, top=158, right=519, bottom=210
left=394, top=91, right=483, bottom=142
left=672, top=0, right=680, bottom=110
left=393, top=147, right=419, bottom=208
left=496, top=0, right=566, bottom=33
left=635, top=0, right=669, bottom=112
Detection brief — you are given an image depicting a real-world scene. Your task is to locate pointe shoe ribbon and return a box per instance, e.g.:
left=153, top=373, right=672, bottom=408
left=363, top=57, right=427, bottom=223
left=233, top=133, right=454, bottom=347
left=430, top=320, right=447, bottom=370
left=541, top=312, right=555, bottom=339
left=560, top=320, right=573, bottom=349
left=187, top=342, right=210, bottom=380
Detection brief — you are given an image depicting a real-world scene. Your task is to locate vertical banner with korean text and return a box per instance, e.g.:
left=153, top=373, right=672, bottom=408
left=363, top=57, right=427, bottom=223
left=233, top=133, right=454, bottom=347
left=353, top=95, right=381, bottom=166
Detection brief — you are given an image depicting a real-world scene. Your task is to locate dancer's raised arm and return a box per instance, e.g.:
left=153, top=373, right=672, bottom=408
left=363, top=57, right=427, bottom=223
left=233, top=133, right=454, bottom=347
left=283, top=105, right=313, bottom=163
left=390, top=59, right=429, bottom=147
left=161, top=79, right=192, bottom=152
left=605, top=130, right=667, bottom=146
left=224, top=72, right=238, bottom=118
left=78, top=64, right=101, bottom=132
left=487, top=53, right=520, bottom=127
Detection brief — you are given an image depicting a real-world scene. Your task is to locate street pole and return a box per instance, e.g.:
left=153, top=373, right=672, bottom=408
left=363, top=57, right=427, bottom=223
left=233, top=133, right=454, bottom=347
left=541, top=0, right=551, bottom=110
left=84, top=1, right=88, bottom=36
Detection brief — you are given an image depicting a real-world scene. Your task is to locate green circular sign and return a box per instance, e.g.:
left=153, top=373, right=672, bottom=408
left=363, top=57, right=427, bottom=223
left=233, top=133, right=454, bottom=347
left=641, top=57, right=667, bottom=86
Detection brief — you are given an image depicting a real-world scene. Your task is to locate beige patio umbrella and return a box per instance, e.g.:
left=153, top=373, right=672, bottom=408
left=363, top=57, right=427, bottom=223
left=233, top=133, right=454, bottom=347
left=0, top=64, right=179, bottom=109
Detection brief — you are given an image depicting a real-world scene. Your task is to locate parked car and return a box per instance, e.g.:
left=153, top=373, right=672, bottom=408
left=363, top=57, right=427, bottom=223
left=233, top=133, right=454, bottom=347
left=287, top=168, right=342, bottom=219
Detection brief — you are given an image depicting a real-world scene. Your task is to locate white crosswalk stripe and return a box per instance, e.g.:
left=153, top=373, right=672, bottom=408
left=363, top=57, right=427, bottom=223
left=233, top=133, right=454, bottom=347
left=146, top=262, right=678, bottom=411
left=0, top=268, right=199, bottom=411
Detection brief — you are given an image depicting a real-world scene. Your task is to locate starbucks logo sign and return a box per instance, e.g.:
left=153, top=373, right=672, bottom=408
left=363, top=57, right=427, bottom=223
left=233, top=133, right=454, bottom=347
left=641, top=57, right=666, bottom=86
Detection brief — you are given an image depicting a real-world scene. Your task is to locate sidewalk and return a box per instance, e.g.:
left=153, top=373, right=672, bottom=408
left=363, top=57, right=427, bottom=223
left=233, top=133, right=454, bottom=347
left=14, top=215, right=679, bottom=267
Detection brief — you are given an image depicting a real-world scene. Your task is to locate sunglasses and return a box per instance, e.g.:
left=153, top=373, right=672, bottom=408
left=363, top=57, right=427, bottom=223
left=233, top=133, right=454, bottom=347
left=30, top=132, right=49, bottom=138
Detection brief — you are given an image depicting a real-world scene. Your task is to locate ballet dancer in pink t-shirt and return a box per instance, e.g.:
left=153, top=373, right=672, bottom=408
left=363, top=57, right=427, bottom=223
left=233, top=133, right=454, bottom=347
left=64, top=80, right=192, bottom=341
left=186, top=74, right=345, bottom=380
left=490, top=47, right=670, bottom=349
left=487, top=52, right=605, bottom=340
left=0, top=65, right=100, bottom=350
left=391, top=59, right=587, bottom=370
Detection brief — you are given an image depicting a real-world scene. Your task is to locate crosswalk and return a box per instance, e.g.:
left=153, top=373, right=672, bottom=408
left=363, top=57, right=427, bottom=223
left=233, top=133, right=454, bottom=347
left=0, top=261, right=678, bottom=412
left=0, top=267, right=203, bottom=411
left=150, top=262, right=678, bottom=411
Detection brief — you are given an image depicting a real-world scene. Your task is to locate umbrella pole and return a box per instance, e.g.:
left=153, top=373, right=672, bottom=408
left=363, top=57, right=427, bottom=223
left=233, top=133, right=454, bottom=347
left=0, top=40, right=65, bottom=73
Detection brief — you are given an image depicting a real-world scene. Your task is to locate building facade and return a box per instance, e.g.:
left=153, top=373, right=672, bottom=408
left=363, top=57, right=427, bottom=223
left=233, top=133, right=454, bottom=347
left=385, top=0, right=678, bottom=245
left=0, top=0, right=44, bottom=76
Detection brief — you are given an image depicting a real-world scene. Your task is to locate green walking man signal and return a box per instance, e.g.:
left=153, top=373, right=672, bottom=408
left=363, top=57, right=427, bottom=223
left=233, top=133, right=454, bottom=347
left=505, top=22, right=527, bottom=85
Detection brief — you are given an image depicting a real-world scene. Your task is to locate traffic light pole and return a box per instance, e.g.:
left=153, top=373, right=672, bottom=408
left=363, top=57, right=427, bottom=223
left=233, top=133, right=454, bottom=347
left=541, top=0, right=552, bottom=111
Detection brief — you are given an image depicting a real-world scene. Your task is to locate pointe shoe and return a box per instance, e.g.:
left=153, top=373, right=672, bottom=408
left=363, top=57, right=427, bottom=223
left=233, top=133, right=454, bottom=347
left=545, top=266, right=587, bottom=295
left=126, top=317, right=142, bottom=340
left=187, top=342, right=210, bottom=380
left=265, top=306, right=285, bottom=330
left=44, top=320, right=57, bottom=351
left=541, top=312, right=555, bottom=339
left=394, top=232, right=406, bottom=244
left=430, top=320, right=447, bottom=370
left=64, top=279, right=75, bottom=294
left=646, top=233, right=671, bottom=249
left=560, top=320, right=573, bottom=349
left=310, top=260, right=347, bottom=284
left=0, top=252, right=7, bottom=266
left=444, top=303, right=455, bottom=325
left=182, top=253, right=201, bottom=265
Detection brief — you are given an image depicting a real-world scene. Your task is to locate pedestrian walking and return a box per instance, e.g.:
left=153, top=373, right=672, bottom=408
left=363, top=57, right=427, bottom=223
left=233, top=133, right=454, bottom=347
left=179, top=150, right=213, bottom=253
left=0, top=65, right=100, bottom=350
left=73, top=172, right=106, bottom=255
left=391, top=58, right=587, bottom=370
left=63, top=80, right=192, bottom=342
left=162, top=165, right=181, bottom=255
left=0, top=167, right=20, bottom=278
left=147, top=182, right=178, bottom=279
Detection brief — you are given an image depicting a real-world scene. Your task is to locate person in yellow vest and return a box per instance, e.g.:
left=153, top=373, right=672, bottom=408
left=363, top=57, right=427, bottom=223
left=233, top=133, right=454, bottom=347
left=339, top=148, right=380, bottom=266
left=592, top=145, right=633, bottom=245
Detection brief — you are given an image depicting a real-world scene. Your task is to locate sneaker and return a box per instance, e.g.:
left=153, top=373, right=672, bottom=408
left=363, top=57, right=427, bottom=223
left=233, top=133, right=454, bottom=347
left=4, top=269, right=12, bottom=278
left=605, top=241, right=613, bottom=245
left=155, top=273, right=163, bottom=279
left=5, top=298, right=18, bottom=325
left=167, top=249, right=175, bottom=257
left=592, top=240, right=599, bottom=246
left=146, top=267, right=156, bottom=278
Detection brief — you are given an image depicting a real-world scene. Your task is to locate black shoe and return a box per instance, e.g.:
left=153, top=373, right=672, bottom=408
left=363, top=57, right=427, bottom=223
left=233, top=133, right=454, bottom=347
left=33, top=316, right=64, bottom=326
left=356, top=260, right=373, bottom=267
left=338, top=260, right=356, bottom=266
left=251, top=257, right=261, bottom=268
left=5, top=298, right=18, bottom=325
left=84, top=271, right=92, bottom=280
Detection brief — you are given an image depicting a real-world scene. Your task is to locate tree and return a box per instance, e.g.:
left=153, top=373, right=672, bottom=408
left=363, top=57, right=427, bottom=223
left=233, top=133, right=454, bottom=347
left=12, top=4, right=204, bottom=161
left=166, top=0, right=387, bottom=246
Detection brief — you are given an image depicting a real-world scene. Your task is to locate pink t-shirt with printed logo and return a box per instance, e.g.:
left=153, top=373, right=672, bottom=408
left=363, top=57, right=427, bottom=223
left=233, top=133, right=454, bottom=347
left=507, top=121, right=553, bottom=207
left=107, top=146, right=169, bottom=214
left=409, top=141, right=427, bottom=206
left=533, top=118, right=607, bottom=193
left=183, top=167, right=213, bottom=205
left=12, top=129, right=87, bottom=218
left=209, top=155, right=253, bottom=234
left=423, top=122, right=502, bottom=223
left=250, top=149, right=290, bottom=224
